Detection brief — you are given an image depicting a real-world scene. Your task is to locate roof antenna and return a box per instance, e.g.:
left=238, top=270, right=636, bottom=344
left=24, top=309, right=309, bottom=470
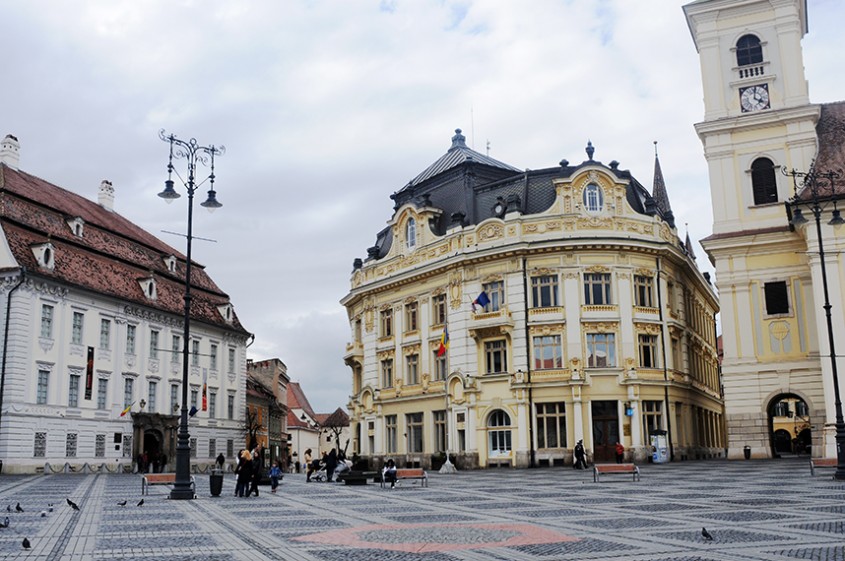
left=486, top=140, right=491, bottom=157
left=654, top=140, right=658, bottom=157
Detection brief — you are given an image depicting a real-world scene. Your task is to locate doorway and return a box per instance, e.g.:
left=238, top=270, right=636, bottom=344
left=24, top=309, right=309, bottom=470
left=591, top=401, right=620, bottom=462
left=143, top=430, right=163, bottom=472
left=768, top=394, right=811, bottom=457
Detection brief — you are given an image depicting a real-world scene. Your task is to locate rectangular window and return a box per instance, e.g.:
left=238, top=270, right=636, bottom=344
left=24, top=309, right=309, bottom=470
left=122, top=434, right=132, bottom=458
left=380, top=359, right=393, bottom=389
left=531, top=275, right=559, bottom=308
left=227, top=394, right=235, bottom=420
left=34, top=432, right=47, bottom=457
left=148, top=381, right=157, bottom=414
left=404, top=301, right=418, bottom=332
left=191, top=388, right=198, bottom=409
left=72, top=312, right=84, bottom=345
left=210, top=343, right=218, bottom=370
left=671, top=337, right=682, bottom=371
left=380, top=308, right=393, bottom=337
left=536, top=402, right=567, bottom=449
left=586, top=333, right=616, bottom=368
left=68, top=374, right=80, bottom=408
left=484, top=340, right=508, bottom=374
left=37, top=370, right=49, bottom=404
left=149, top=330, right=159, bottom=360
left=190, top=437, right=197, bottom=458
left=123, top=378, right=133, bottom=408
left=41, top=304, right=54, bottom=339
left=764, top=281, right=790, bottom=315
left=95, top=434, right=106, bottom=458
left=433, top=410, right=447, bottom=453
left=226, top=439, right=234, bottom=458
left=209, top=438, right=217, bottom=459
left=481, top=280, right=505, bottom=312
left=228, top=348, right=236, bottom=373
left=209, top=391, right=217, bottom=418
left=634, top=275, right=654, bottom=307
left=191, top=340, right=200, bottom=367
left=584, top=273, right=612, bottom=305
left=171, top=384, right=179, bottom=413
left=405, top=353, right=419, bottom=385
left=533, top=335, right=562, bottom=370
left=406, top=412, right=423, bottom=453
left=385, top=415, right=397, bottom=453
left=433, top=351, right=447, bottom=381
left=432, top=294, right=447, bottom=325
left=97, top=379, right=108, bottom=410
left=638, top=334, right=658, bottom=368
left=66, top=433, right=77, bottom=458
left=99, top=319, right=111, bottom=350
left=642, top=400, right=663, bottom=438
left=171, top=335, right=181, bottom=364
left=126, top=324, right=136, bottom=355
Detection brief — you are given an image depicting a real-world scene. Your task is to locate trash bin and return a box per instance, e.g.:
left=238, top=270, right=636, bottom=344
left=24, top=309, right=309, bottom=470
left=209, top=468, right=224, bottom=497
left=650, top=430, right=669, bottom=464
left=743, top=445, right=751, bottom=460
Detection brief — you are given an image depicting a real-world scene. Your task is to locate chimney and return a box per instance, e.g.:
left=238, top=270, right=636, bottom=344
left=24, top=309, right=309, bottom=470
left=0, top=134, right=20, bottom=170
left=98, top=180, right=114, bottom=211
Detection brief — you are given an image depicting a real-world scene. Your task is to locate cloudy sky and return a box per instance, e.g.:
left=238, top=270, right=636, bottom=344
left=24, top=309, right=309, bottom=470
left=2, top=0, right=842, bottom=412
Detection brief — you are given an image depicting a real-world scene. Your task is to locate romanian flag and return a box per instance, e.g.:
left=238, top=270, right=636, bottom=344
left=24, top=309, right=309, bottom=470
left=202, top=383, right=208, bottom=412
left=437, top=324, right=449, bottom=357
left=119, top=402, right=134, bottom=417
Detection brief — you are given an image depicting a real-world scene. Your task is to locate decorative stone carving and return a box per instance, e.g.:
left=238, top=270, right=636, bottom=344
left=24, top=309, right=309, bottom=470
left=635, top=322, right=662, bottom=335
left=529, top=324, right=564, bottom=336
left=478, top=223, right=504, bottom=241
left=449, top=272, right=463, bottom=309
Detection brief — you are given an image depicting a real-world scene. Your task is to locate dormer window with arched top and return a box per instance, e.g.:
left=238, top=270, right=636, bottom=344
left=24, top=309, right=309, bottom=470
left=406, top=218, right=417, bottom=249
left=163, top=255, right=177, bottom=273
left=67, top=217, right=85, bottom=238
left=32, top=242, right=55, bottom=270
left=736, top=35, right=763, bottom=66
left=583, top=184, right=604, bottom=213
left=138, top=277, right=157, bottom=300
left=217, top=303, right=234, bottom=324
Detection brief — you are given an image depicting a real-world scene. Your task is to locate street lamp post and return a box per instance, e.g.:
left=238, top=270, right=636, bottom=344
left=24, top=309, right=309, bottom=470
left=785, top=167, right=845, bottom=480
left=158, top=130, right=224, bottom=500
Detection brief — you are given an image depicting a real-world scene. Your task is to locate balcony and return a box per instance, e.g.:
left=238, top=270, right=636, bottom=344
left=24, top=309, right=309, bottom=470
left=344, top=341, right=364, bottom=365
left=528, top=306, right=564, bottom=322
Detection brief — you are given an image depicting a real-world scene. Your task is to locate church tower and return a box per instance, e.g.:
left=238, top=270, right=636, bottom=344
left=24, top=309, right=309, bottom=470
left=684, top=0, right=834, bottom=459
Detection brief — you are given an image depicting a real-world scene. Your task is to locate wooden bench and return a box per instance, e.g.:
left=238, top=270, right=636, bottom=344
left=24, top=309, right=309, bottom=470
left=381, top=468, right=428, bottom=488
left=141, top=473, right=196, bottom=495
left=593, top=463, right=640, bottom=482
left=338, top=471, right=378, bottom=485
left=809, top=457, right=838, bottom=476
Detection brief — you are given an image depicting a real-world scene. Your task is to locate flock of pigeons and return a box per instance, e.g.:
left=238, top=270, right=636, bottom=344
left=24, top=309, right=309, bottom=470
left=3, top=497, right=146, bottom=550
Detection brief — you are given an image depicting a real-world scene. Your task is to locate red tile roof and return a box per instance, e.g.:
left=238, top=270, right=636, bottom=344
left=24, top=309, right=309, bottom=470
left=287, top=382, right=317, bottom=420
left=799, top=101, right=845, bottom=200
left=0, top=163, right=248, bottom=333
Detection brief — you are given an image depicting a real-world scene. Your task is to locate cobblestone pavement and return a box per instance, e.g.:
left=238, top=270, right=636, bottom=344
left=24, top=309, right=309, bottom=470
left=0, top=458, right=843, bottom=560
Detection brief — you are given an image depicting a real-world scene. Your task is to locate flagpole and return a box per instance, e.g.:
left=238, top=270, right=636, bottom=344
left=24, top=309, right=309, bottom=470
left=439, top=320, right=457, bottom=474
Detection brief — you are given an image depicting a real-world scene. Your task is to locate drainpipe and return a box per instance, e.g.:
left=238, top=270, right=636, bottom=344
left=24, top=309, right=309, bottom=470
left=522, top=257, right=536, bottom=468
left=0, top=268, right=26, bottom=458
left=656, top=258, right=674, bottom=461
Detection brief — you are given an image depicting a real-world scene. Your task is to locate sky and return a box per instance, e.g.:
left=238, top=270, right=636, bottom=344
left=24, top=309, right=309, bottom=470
left=1, top=0, right=843, bottom=412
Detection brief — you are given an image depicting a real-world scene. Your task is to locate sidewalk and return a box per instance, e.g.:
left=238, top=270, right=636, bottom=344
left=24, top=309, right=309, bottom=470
left=0, top=458, right=842, bottom=560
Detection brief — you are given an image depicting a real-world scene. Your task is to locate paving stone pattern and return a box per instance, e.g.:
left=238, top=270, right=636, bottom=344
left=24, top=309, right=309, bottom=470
left=0, top=458, right=842, bottom=560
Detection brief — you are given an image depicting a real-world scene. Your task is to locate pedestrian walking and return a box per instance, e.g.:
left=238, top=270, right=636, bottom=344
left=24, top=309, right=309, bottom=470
left=235, top=449, right=252, bottom=497
left=269, top=461, right=282, bottom=493
left=248, top=445, right=263, bottom=496
left=325, top=449, right=338, bottom=483
left=304, top=448, right=313, bottom=482
left=573, top=440, right=587, bottom=469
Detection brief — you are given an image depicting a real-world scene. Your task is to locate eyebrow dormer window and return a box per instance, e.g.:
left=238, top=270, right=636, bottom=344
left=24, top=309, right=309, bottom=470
left=218, top=304, right=234, bottom=324
left=736, top=34, right=763, bottom=67
left=583, top=184, right=604, bottom=213
left=139, top=277, right=157, bottom=300
left=163, top=256, right=177, bottom=273
left=67, top=217, right=85, bottom=237
left=32, top=243, right=55, bottom=270
left=406, top=218, right=417, bottom=249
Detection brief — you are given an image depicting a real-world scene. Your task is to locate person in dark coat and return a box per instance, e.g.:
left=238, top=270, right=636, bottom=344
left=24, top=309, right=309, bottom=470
left=235, top=449, right=252, bottom=497
left=573, top=440, right=587, bottom=469
left=325, top=449, right=338, bottom=482
left=216, top=453, right=226, bottom=470
left=248, top=445, right=263, bottom=496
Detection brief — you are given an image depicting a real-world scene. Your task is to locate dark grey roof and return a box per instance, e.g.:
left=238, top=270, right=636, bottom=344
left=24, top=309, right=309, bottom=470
left=406, top=129, right=520, bottom=188
left=651, top=148, right=675, bottom=228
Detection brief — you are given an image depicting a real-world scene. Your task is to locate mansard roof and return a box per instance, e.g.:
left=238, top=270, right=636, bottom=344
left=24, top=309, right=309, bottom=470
left=0, top=162, right=248, bottom=334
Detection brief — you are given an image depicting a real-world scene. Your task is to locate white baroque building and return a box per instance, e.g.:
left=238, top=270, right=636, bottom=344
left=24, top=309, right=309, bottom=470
left=0, top=135, right=250, bottom=474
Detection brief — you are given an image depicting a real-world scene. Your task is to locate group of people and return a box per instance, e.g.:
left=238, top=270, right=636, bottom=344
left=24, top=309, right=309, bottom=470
left=136, top=450, right=167, bottom=473
left=234, top=444, right=284, bottom=496
left=304, top=447, right=349, bottom=482
left=572, top=439, right=626, bottom=469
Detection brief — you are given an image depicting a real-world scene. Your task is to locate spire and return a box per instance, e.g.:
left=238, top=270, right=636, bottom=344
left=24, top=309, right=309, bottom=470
left=450, top=128, right=467, bottom=150
left=651, top=141, right=675, bottom=228
left=685, top=224, right=697, bottom=260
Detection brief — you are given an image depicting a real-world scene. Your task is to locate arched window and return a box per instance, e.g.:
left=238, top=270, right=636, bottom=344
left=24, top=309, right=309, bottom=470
left=406, top=218, right=416, bottom=249
left=751, top=157, right=777, bottom=205
left=736, top=34, right=763, bottom=67
left=583, top=183, right=603, bottom=213
left=487, top=409, right=512, bottom=456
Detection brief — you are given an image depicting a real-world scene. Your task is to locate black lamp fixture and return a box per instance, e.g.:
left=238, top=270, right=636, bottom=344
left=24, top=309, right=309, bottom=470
left=158, top=129, right=224, bottom=500
left=785, top=166, right=845, bottom=480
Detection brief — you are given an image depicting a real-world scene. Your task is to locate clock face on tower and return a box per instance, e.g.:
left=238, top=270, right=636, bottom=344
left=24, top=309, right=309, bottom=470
left=739, top=84, right=770, bottom=112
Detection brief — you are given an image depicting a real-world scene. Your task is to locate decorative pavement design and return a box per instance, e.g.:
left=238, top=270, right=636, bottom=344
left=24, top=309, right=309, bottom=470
left=0, top=458, right=842, bottom=560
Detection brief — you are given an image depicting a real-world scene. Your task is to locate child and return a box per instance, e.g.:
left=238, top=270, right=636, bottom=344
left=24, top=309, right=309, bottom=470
left=269, top=461, right=282, bottom=493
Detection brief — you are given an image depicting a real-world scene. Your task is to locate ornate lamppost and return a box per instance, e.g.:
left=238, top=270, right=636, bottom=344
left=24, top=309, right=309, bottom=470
left=158, top=130, right=223, bottom=499
left=785, top=167, right=845, bottom=480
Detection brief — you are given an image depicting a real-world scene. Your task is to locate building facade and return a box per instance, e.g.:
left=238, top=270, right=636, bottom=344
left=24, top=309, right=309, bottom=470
left=246, top=358, right=289, bottom=469
left=342, top=130, right=722, bottom=469
left=685, top=0, right=845, bottom=459
left=0, top=137, right=251, bottom=473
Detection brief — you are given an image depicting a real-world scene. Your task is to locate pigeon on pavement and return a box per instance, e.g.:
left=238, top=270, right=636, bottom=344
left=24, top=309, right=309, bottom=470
left=40, top=511, right=47, bottom=518
left=15, top=503, right=23, bottom=513
left=22, top=537, right=31, bottom=550
left=5, top=505, right=10, bottom=513
left=701, top=527, right=714, bottom=541
left=66, top=498, right=80, bottom=511
left=117, top=500, right=127, bottom=506
left=0, top=516, right=9, bottom=528
left=137, top=499, right=144, bottom=507
left=47, top=503, right=54, bottom=512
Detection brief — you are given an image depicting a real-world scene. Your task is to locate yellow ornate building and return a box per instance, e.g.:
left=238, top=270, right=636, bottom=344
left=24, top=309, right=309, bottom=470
left=685, top=0, right=845, bottom=460
left=342, top=131, right=722, bottom=468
